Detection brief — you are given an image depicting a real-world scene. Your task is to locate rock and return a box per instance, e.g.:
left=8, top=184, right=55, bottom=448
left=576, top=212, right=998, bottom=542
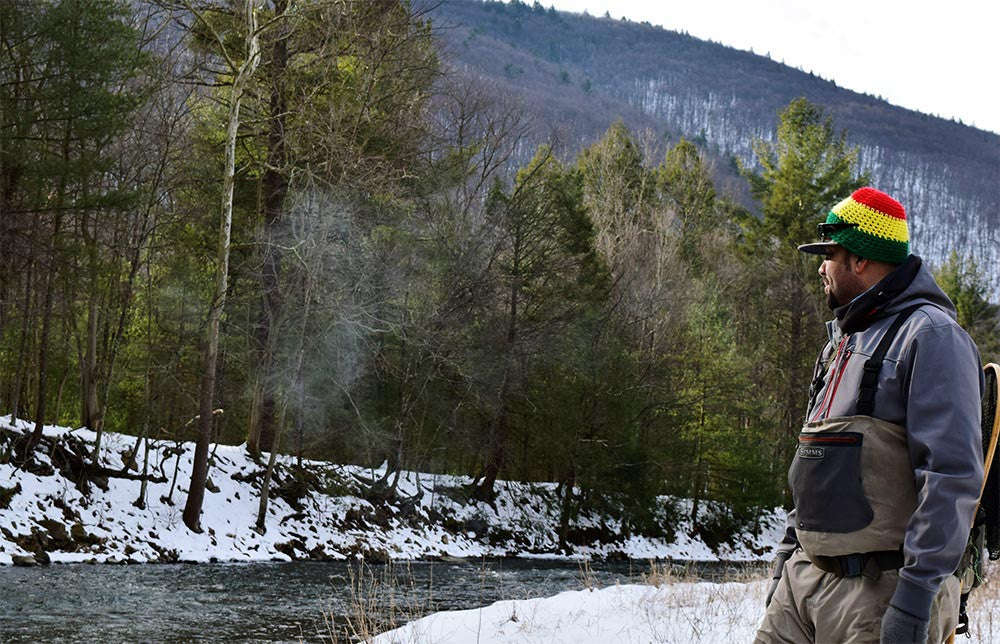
left=38, top=518, right=74, bottom=550
left=0, top=483, right=22, bottom=510
left=364, top=547, right=390, bottom=564
left=308, top=544, right=329, bottom=560
left=13, top=527, right=50, bottom=560
left=120, top=449, right=139, bottom=472
left=11, top=554, right=36, bottom=567
left=71, top=523, right=102, bottom=546
left=274, top=541, right=301, bottom=559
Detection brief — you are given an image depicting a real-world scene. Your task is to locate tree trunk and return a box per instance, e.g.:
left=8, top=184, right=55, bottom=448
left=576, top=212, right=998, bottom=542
left=134, top=420, right=151, bottom=510
left=82, top=290, right=100, bottom=432
left=248, top=0, right=289, bottom=456
left=558, top=470, right=576, bottom=553
left=10, top=266, right=35, bottom=423
left=24, top=211, right=64, bottom=460
left=183, top=0, right=262, bottom=532
left=255, top=403, right=286, bottom=534
left=475, top=257, right=520, bottom=503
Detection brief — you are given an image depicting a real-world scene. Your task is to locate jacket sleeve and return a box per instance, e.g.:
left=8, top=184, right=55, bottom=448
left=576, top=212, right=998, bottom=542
left=890, top=323, right=984, bottom=621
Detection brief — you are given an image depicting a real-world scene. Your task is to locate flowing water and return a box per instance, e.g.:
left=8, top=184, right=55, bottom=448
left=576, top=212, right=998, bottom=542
left=0, top=558, right=763, bottom=643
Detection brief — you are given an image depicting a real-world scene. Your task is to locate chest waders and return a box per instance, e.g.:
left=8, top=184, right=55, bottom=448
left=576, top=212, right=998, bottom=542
left=788, top=305, right=923, bottom=578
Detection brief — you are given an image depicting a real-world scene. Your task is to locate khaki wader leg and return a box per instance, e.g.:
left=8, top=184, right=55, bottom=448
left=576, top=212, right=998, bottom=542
left=756, top=550, right=960, bottom=644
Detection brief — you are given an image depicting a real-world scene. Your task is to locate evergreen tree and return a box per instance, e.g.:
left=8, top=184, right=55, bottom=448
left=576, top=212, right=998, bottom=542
left=0, top=0, right=154, bottom=460
left=934, top=252, right=1000, bottom=363
left=738, top=97, right=868, bottom=477
left=470, top=146, right=602, bottom=502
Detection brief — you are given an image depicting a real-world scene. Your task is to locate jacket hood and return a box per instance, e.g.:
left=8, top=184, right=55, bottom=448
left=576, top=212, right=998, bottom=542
left=832, top=255, right=957, bottom=334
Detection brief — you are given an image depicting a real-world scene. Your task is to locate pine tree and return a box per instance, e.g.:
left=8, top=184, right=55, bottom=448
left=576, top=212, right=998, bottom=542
left=738, top=97, right=869, bottom=479
left=934, top=251, right=1000, bottom=363
left=2, top=0, right=153, bottom=461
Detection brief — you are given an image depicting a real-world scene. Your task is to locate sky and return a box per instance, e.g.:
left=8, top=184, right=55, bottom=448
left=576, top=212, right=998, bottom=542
left=536, top=0, right=1000, bottom=135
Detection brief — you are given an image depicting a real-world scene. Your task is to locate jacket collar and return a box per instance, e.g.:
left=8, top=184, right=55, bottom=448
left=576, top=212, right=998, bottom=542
left=834, top=255, right=922, bottom=334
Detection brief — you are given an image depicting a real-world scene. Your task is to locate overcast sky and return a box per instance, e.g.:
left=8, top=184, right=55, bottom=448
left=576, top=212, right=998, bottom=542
left=536, top=0, right=1000, bottom=135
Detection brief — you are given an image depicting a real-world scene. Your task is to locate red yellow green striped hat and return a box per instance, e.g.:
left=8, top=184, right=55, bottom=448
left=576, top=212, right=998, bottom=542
left=797, top=187, right=910, bottom=264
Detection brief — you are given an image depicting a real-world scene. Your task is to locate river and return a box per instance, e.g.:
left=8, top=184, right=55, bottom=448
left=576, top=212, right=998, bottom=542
left=0, top=558, right=764, bottom=643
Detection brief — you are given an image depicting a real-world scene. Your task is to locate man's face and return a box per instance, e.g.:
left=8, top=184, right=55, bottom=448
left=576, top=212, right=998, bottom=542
left=819, top=246, right=864, bottom=310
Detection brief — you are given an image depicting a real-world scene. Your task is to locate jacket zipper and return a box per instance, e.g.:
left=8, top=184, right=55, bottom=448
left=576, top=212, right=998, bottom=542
left=798, top=434, right=861, bottom=445
left=810, top=337, right=852, bottom=422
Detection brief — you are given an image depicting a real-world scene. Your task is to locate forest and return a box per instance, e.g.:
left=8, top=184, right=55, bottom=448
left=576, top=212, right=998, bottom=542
left=1, top=0, right=997, bottom=543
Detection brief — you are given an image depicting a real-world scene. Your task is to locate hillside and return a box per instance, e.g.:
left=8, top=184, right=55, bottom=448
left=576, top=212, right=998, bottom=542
left=426, top=0, right=1000, bottom=293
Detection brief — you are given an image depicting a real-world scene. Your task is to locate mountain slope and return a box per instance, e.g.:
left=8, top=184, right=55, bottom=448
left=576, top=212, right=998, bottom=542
left=427, top=0, right=1000, bottom=293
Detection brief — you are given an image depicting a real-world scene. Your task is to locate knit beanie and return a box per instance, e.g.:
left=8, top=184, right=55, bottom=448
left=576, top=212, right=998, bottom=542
left=824, top=187, right=909, bottom=264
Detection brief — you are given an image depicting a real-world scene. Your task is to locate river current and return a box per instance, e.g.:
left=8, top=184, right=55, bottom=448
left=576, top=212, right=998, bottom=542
left=0, top=558, right=763, bottom=642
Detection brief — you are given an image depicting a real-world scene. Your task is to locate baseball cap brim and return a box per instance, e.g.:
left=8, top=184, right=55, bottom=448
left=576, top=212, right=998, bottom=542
left=797, top=241, right=840, bottom=255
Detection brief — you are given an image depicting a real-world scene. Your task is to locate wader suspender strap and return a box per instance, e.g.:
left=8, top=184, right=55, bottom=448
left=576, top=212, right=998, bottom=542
left=856, top=304, right=924, bottom=416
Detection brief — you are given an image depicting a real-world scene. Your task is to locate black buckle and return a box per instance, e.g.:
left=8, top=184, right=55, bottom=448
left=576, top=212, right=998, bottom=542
left=839, top=554, right=865, bottom=577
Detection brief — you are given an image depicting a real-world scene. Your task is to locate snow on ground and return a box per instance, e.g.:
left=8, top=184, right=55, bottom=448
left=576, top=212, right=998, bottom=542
left=0, top=416, right=785, bottom=566
left=375, top=580, right=768, bottom=643
left=376, top=573, right=1000, bottom=644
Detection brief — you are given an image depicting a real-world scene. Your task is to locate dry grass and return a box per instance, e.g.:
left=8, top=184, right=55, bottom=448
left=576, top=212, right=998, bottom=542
left=577, top=558, right=597, bottom=589
left=326, top=561, right=432, bottom=643
left=639, top=559, right=762, bottom=586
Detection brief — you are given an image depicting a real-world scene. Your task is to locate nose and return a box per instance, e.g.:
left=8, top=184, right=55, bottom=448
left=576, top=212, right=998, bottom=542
left=818, top=260, right=826, bottom=277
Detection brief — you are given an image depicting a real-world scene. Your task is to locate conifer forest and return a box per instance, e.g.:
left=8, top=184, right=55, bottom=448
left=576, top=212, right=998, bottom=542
left=2, top=0, right=998, bottom=544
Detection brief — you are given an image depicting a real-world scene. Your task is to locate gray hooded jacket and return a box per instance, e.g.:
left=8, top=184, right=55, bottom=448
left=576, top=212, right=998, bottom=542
left=778, top=255, right=984, bottom=621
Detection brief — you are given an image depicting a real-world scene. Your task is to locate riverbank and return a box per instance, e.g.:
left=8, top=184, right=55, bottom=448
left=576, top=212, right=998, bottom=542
left=0, top=416, right=783, bottom=565
left=374, top=579, right=769, bottom=643
left=374, top=571, right=1000, bottom=644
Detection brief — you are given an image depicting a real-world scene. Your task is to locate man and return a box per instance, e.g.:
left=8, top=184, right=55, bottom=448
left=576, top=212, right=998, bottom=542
left=755, top=187, right=983, bottom=644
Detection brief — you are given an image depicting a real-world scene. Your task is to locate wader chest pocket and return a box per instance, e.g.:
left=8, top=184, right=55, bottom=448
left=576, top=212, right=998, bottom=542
left=789, top=432, right=874, bottom=534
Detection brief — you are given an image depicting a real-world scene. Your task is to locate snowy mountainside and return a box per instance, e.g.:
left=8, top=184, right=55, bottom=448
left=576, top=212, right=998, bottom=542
left=0, top=417, right=784, bottom=566
left=428, top=0, right=1000, bottom=294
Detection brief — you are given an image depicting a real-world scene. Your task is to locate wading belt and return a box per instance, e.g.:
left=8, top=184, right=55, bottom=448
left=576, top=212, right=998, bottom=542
left=810, top=549, right=905, bottom=580
left=855, top=304, right=924, bottom=416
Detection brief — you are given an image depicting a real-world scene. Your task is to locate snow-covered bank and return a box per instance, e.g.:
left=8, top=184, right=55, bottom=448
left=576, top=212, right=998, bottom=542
left=375, top=571, right=1000, bottom=644
left=375, top=580, right=768, bottom=643
left=0, top=417, right=784, bottom=565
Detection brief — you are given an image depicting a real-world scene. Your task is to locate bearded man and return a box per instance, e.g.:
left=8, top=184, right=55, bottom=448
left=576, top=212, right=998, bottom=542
left=755, top=187, right=984, bottom=644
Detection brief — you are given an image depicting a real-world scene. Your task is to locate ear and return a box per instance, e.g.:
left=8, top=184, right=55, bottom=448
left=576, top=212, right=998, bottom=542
left=852, top=255, right=869, bottom=274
